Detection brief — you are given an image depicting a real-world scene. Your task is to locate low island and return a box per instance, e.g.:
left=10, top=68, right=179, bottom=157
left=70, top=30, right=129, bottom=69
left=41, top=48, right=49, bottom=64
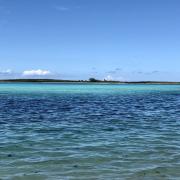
left=0, top=78, right=179, bottom=84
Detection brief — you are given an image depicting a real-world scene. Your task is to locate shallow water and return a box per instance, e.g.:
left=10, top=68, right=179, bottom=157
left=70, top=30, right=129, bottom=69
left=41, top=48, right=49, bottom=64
left=0, top=83, right=180, bottom=179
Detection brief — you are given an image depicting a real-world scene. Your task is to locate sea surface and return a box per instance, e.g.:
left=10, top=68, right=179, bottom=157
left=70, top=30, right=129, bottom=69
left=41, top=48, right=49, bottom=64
left=0, top=83, right=180, bottom=180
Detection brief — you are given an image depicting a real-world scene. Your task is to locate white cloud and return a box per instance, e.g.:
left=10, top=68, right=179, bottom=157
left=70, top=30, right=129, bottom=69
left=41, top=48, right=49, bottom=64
left=54, top=5, right=81, bottom=12
left=23, top=69, right=51, bottom=76
left=104, top=74, right=125, bottom=81
left=0, top=69, right=12, bottom=74
left=54, top=6, right=69, bottom=11
left=104, top=75, right=113, bottom=81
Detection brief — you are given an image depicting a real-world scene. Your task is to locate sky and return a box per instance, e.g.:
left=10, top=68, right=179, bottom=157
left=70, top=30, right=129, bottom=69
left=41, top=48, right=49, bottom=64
left=0, top=0, right=180, bottom=81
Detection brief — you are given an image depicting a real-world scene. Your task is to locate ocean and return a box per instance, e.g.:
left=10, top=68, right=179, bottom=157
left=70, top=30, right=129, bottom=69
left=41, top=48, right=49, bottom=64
left=0, top=83, right=180, bottom=179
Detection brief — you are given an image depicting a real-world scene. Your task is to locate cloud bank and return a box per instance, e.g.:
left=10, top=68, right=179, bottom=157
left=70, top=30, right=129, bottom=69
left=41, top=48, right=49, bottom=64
left=0, top=68, right=179, bottom=81
left=22, top=69, right=51, bottom=76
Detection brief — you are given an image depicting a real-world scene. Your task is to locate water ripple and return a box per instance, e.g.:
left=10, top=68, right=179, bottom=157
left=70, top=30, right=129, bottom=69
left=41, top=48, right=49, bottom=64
left=0, top=84, right=180, bottom=179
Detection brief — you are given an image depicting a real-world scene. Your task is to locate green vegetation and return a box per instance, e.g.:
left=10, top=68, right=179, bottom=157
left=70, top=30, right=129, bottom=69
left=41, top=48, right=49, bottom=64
left=89, top=78, right=100, bottom=82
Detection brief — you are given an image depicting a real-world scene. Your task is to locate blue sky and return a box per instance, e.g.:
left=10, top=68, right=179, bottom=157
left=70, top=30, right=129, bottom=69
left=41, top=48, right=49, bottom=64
left=0, top=0, right=180, bottom=81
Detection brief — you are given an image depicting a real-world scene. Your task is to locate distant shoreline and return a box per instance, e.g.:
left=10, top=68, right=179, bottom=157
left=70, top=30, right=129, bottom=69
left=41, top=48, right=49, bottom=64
left=0, top=79, right=180, bottom=85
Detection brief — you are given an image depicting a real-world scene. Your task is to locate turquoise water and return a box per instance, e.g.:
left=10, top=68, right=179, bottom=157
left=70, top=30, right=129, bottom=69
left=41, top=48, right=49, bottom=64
left=0, top=83, right=180, bottom=179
